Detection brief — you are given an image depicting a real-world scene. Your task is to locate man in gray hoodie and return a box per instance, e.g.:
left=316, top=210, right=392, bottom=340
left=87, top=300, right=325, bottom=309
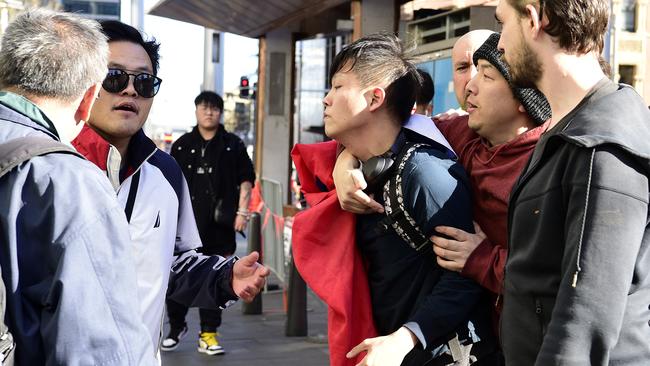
left=496, top=0, right=650, bottom=364
left=0, top=9, right=156, bottom=365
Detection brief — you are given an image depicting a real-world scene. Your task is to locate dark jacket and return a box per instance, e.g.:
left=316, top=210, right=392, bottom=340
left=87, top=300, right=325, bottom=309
left=171, top=126, right=255, bottom=254
left=502, top=79, right=650, bottom=365
left=357, top=129, right=496, bottom=364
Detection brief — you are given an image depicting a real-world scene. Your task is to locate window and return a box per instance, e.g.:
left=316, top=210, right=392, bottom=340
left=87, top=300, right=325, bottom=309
left=96, top=2, right=119, bottom=16
left=212, top=33, right=220, bottom=63
left=619, top=0, right=637, bottom=32
left=63, top=1, right=91, bottom=13
left=62, top=0, right=120, bottom=18
left=618, top=65, right=636, bottom=86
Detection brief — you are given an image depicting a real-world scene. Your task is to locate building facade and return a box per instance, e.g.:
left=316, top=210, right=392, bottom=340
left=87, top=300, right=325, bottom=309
left=1, top=0, right=59, bottom=37
left=60, top=0, right=120, bottom=21
left=612, top=0, right=650, bottom=105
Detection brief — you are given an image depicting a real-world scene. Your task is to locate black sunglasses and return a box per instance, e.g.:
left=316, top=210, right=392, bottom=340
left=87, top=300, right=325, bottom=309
left=102, top=68, right=162, bottom=98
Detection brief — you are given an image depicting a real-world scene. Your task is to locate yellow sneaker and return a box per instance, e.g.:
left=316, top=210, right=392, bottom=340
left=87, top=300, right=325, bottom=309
left=197, top=332, right=224, bottom=355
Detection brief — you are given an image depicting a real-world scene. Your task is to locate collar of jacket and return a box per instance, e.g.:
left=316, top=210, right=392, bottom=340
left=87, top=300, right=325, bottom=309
left=553, top=78, right=650, bottom=171
left=72, top=124, right=157, bottom=180
left=0, top=91, right=59, bottom=139
left=190, top=124, right=225, bottom=143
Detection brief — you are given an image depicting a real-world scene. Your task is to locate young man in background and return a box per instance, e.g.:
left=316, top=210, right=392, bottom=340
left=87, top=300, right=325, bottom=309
left=163, top=91, right=255, bottom=355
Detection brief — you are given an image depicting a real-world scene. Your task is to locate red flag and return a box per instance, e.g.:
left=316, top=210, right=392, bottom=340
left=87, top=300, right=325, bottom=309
left=291, top=141, right=377, bottom=366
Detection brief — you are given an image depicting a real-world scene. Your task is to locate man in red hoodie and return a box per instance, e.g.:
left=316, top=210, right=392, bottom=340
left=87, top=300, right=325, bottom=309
left=334, top=33, right=551, bottom=323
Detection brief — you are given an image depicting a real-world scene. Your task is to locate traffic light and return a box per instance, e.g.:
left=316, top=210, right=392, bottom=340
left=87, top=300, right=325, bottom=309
left=240, top=76, right=250, bottom=98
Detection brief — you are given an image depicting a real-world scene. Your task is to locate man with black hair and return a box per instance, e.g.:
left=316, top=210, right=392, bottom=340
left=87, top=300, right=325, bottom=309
left=162, top=91, right=255, bottom=355
left=496, top=0, right=650, bottom=363
left=71, top=20, right=269, bottom=357
left=414, top=69, right=434, bottom=116
left=292, top=33, right=496, bottom=366
left=334, top=33, right=552, bottom=365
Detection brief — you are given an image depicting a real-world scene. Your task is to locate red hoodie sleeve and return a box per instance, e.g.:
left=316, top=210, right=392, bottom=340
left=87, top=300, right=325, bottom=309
left=461, top=237, right=506, bottom=295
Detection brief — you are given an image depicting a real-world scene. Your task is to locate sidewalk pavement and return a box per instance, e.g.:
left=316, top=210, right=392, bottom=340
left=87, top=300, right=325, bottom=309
left=161, top=238, right=330, bottom=366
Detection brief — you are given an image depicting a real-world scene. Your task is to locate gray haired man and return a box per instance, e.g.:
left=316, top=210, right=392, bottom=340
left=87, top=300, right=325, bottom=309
left=0, top=9, right=156, bottom=365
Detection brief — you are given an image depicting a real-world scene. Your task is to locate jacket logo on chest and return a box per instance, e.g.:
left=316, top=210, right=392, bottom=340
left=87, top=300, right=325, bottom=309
left=154, top=211, right=161, bottom=228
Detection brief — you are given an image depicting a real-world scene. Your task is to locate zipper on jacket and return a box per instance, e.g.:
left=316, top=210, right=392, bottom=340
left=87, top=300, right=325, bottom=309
left=535, top=298, right=547, bottom=336
left=201, top=138, right=212, bottom=158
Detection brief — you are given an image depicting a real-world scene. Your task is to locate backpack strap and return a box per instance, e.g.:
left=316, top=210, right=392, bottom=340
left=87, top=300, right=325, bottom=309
left=0, top=136, right=82, bottom=179
left=381, top=142, right=431, bottom=251
left=0, top=136, right=83, bottom=365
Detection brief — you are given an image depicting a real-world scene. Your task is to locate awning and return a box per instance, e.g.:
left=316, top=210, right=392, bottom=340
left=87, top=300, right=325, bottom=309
left=148, top=0, right=349, bottom=38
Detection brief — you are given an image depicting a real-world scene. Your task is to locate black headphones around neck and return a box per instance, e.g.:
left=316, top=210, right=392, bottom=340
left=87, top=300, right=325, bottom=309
left=361, top=132, right=407, bottom=192
left=362, top=152, right=395, bottom=192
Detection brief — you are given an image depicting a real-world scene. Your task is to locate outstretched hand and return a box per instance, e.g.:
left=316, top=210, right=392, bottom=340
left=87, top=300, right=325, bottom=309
left=232, top=251, right=270, bottom=302
left=346, top=327, right=417, bottom=366
left=431, top=222, right=486, bottom=272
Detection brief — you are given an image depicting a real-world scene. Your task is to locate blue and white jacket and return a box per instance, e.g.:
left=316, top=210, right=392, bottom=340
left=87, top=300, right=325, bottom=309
left=73, top=125, right=238, bottom=351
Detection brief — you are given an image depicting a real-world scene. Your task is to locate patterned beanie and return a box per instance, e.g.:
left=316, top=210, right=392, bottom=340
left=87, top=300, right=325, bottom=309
left=472, top=33, right=552, bottom=125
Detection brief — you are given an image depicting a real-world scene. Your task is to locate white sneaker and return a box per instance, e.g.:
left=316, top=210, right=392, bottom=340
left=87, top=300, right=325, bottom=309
left=160, top=325, right=188, bottom=352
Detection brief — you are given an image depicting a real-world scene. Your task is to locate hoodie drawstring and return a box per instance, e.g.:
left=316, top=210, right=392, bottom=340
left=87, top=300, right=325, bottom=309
left=573, top=147, right=596, bottom=288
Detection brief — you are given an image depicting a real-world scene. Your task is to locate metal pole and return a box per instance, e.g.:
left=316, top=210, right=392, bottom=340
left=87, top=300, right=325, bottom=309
left=285, top=254, right=307, bottom=336
left=242, top=212, right=263, bottom=315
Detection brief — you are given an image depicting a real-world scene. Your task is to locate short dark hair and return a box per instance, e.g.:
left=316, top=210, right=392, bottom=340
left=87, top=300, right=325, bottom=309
left=415, top=69, right=434, bottom=106
left=194, top=91, right=224, bottom=112
left=507, top=0, right=609, bottom=54
left=329, top=33, right=421, bottom=124
left=100, top=20, right=161, bottom=75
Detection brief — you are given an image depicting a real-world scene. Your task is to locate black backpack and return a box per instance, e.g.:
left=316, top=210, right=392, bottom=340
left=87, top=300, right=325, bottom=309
left=379, top=142, right=433, bottom=251
left=0, top=136, right=83, bottom=366
left=376, top=132, right=457, bottom=251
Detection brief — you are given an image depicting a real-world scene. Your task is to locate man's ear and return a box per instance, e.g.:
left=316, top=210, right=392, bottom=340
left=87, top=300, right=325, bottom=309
left=74, top=83, right=100, bottom=124
left=524, top=3, right=545, bottom=40
left=368, top=87, right=386, bottom=112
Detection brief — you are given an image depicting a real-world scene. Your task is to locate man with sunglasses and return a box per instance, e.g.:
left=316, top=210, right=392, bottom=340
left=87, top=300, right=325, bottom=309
left=71, top=20, right=270, bottom=357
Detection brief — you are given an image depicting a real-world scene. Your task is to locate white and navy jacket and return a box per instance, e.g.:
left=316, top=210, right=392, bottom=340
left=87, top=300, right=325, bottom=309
left=73, top=125, right=238, bottom=350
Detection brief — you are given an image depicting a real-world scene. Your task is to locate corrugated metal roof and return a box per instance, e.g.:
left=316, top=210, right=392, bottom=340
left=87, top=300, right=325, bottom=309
left=407, top=0, right=497, bottom=10
left=148, top=0, right=350, bottom=37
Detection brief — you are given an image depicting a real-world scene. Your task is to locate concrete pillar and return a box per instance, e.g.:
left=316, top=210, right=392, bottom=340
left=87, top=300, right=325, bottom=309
left=260, top=27, right=293, bottom=203
left=361, top=0, right=396, bottom=35
left=131, top=0, right=144, bottom=31
left=120, top=0, right=131, bottom=24
left=203, top=29, right=224, bottom=95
